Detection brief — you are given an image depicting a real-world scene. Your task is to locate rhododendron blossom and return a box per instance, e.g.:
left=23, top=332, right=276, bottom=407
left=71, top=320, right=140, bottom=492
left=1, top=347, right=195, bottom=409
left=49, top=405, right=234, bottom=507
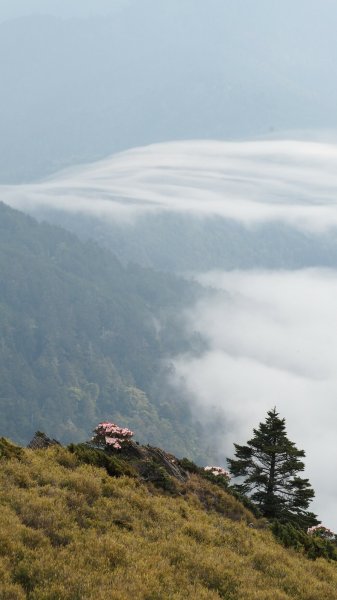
left=204, top=466, right=231, bottom=479
left=105, top=437, right=122, bottom=449
left=307, top=525, right=335, bottom=540
left=92, top=422, right=134, bottom=450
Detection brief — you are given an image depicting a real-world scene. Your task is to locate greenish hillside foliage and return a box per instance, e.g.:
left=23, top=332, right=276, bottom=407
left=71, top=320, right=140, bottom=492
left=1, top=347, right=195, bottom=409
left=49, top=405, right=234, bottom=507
left=1, top=440, right=337, bottom=599
left=0, top=202, right=205, bottom=456
left=38, top=209, right=337, bottom=272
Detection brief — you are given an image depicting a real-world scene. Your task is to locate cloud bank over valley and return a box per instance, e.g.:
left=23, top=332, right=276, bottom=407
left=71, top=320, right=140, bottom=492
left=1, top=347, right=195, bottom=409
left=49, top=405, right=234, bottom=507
left=4, top=137, right=337, bottom=529
left=173, top=269, right=337, bottom=529
left=4, top=138, right=337, bottom=233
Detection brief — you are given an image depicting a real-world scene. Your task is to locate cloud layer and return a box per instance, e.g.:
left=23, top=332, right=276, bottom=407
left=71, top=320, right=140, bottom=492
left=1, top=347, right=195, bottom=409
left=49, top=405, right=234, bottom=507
left=173, top=269, right=337, bottom=528
left=4, top=138, right=337, bottom=232
left=4, top=138, right=337, bottom=526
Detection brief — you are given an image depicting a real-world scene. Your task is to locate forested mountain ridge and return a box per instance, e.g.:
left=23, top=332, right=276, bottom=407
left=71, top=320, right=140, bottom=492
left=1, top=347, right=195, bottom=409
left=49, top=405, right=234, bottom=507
left=0, top=202, right=205, bottom=456
left=41, top=209, right=337, bottom=272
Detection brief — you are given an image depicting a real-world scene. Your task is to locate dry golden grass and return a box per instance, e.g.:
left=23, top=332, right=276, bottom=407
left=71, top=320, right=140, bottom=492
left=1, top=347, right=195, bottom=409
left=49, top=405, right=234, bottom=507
left=0, top=446, right=337, bottom=599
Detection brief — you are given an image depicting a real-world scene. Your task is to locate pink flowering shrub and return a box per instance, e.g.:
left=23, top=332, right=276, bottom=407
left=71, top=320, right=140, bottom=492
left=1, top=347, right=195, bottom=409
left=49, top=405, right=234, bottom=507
left=204, top=466, right=231, bottom=480
left=92, top=422, right=134, bottom=450
left=307, top=525, right=335, bottom=540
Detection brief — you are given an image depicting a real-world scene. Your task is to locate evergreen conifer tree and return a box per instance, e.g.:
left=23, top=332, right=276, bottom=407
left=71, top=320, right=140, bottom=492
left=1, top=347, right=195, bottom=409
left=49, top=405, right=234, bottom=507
left=227, top=408, right=319, bottom=528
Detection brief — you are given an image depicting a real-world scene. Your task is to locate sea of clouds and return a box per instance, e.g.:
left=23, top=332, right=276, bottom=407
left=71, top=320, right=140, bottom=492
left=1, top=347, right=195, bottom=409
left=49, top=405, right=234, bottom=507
left=172, top=268, right=337, bottom=529
left=4, top=138, right=337, bottom=232
left=3, top=138, right=337, bottom=528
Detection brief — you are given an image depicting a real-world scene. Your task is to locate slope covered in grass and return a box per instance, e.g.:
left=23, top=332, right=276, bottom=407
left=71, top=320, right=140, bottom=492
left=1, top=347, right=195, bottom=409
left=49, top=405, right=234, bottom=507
left=1, top=442, right=337, bottom=600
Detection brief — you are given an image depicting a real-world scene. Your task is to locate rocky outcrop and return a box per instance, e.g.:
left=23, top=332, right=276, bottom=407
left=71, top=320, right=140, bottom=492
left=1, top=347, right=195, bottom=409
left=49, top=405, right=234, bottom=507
left=27, top=431, right=61, bottom=450
left=143, top=446, right=187, bottom=482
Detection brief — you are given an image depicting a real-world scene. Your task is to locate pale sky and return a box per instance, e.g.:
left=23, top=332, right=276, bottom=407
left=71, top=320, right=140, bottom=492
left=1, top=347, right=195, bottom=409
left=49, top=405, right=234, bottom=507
left=0, top=0, right=127, bottom=21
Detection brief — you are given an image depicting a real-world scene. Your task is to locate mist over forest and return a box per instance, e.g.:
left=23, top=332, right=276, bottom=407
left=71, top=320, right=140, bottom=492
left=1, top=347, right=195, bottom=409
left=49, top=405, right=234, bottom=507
left=1, top=0, right=337, bottom=546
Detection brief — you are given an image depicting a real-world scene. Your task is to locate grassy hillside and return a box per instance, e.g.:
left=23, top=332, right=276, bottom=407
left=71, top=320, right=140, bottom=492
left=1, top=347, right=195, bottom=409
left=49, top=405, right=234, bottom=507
left=1, top=440, right=337, bottom=599
left=0, top=202, right=206, bottom=458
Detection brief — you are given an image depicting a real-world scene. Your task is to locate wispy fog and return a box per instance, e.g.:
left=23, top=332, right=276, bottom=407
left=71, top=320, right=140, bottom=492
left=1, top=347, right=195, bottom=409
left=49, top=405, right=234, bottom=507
left=4, top=137, right=337, bottom=526
left=3, top=0, right=337, bottom=543
left=4, top=138, right=337, bottom=233
left=2, top=1, right=337, bottom=182
left=173, top=269, right=337, bottom=528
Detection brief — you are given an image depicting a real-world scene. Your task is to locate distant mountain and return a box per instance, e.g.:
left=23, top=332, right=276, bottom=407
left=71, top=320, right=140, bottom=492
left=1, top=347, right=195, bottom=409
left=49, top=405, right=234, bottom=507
left=10, top=138, right=337, bottom=274
left=39, top=210, right=337, bottom=272
left=2, top=0, right=337, bottom=182
left=0, top=202, right=207, bottom=457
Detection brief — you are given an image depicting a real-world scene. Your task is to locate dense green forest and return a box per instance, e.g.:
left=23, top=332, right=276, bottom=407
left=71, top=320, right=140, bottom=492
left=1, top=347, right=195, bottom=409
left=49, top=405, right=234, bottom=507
left=0, top=202, right=208, bottom=458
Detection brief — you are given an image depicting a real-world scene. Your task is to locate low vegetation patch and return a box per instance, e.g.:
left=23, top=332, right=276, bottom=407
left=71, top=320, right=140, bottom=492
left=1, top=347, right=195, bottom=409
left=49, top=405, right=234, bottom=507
left=1, top=443, right=337, bottom=599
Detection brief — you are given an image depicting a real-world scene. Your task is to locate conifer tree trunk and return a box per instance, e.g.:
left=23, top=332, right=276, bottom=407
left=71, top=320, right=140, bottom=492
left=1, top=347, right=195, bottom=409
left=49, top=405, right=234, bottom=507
left=265, top=443, right=276, bottom=517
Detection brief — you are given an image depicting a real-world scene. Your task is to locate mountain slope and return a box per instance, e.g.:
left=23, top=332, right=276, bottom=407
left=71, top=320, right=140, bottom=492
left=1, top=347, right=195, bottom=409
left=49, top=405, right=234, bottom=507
left=42, top=210, right=337, bottom=272
left=1, top=441, right=337, bottom=599
left=0, top=202, right=204, bottom=456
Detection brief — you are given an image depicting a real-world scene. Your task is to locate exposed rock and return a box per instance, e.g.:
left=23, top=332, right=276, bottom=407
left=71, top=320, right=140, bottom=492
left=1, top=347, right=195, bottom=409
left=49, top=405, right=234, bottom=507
left=142, top=446, right=188, bottom=482
left=27, top=431, right=61, bottom=450
left=117, top=441, right=187, bottom=482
